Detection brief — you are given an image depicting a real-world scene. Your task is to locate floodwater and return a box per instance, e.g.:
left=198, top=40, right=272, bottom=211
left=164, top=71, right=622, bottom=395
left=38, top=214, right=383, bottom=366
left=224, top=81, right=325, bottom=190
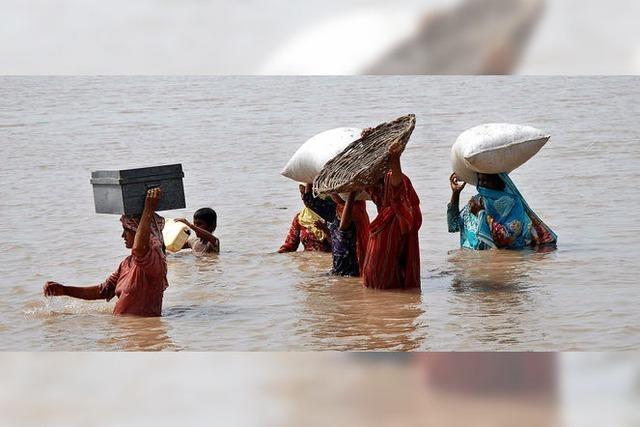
left=0, top=76, right=638, bottom=351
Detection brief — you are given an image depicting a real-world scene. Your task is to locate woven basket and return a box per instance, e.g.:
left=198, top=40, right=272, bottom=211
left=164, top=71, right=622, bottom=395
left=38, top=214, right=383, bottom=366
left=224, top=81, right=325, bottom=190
left=313, top=114, right=416, bottom=196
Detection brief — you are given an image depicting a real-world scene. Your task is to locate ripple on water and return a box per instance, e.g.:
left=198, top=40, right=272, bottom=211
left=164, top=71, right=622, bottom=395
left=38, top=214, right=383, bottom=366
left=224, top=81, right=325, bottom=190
left=2, top=76, right=640, bottom=350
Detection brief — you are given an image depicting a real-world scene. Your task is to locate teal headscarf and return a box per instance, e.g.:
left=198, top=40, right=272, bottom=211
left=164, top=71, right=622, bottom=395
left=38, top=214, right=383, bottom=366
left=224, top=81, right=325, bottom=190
left=475, top=173, right=557, bottom=249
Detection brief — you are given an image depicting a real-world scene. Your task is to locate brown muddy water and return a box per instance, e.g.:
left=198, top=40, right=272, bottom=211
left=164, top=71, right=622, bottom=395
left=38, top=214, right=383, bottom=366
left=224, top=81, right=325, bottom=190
left=0, top=76, right=638, bottom=350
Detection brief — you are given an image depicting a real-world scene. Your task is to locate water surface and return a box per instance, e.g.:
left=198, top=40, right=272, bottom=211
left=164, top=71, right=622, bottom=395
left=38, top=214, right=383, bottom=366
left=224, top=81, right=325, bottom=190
left=0, top=76, right=638, bottom=350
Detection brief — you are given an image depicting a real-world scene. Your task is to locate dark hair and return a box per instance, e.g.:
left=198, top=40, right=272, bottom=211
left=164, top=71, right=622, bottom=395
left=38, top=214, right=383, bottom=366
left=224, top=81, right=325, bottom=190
left=478, top=173, right=505, bottom=191
left=194, top=207, right=217, bottom=229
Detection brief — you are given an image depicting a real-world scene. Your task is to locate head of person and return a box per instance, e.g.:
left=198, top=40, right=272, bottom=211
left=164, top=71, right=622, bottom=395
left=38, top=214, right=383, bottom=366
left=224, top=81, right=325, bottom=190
left=193, top=207, right=217, bottom=233
left=120, top=214, right=166, bottom=252
left=121, top=225, right=137, bottom=249
left=477, top=173, right=505, bottom=191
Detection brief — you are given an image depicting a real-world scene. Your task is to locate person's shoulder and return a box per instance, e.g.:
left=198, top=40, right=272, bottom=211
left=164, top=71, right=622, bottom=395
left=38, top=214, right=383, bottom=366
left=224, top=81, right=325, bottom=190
left=133, top=240, right=166, bottom=265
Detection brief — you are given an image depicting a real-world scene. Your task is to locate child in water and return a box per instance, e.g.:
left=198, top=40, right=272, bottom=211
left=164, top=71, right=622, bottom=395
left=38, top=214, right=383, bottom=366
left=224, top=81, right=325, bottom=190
left=175, top=207, right=220, bottom=255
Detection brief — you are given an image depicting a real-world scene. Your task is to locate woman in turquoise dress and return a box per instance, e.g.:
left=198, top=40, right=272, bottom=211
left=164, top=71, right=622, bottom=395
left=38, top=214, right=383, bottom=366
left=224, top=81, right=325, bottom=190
left=447, top=172, right=557, bottom=250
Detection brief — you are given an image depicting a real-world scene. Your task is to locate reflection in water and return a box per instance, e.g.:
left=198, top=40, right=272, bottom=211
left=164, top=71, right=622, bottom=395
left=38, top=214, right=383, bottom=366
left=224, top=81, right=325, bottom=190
left=289, top=252, right=424, bottom=351
left=2, top=76, right=639, bottom=351
left=449, top=248, right=540, bottom=289
left=443, top=248, right=557, bottom=347
left=98, top=316, right=179, bottom=351
left=167, top=251, right=222, bottom=285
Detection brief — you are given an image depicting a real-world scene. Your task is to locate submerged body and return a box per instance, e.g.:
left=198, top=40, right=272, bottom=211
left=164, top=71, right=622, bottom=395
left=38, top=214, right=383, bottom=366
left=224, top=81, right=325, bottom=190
left=99, top=235, right=168, bottom=316
left=363, top=171, right=422, bottom=289
left=44, top=188, right=169, bottom=317
left=177, top=207, right=221, bottom=256
left=448, top=173, right=557, bottom=250
left=279, top=208, right=332, bottom=253
left=302, top=192, right=368, bottom=276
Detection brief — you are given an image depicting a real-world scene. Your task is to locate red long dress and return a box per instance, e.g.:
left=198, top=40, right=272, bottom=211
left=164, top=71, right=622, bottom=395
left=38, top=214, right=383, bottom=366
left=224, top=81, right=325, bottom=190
left=362, top=172, right=422, bottom=289
left=335, top=200, right=370, bottom=271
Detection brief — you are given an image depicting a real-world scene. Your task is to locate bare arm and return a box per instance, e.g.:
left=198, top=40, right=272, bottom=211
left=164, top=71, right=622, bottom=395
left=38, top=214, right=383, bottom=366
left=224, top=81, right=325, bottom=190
left=132, top=188, right=161, bottom=258
left=176, top=219, right=218, bottom=247
left=43, top=281, right=103, bottom=300
left=339, top=192, right=356, bottom=231
left=447, top=172, right=467, bottom=233
left=449, top=172, right=466, bottom=209
left=388, top=142, right=404, bottom=187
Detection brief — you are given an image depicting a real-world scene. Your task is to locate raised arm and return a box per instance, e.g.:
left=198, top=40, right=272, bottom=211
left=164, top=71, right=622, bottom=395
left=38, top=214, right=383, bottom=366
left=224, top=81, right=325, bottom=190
left=388, top=142, right=404, bottom=187
left=449, top=172, right=466, bottom=210
left=448, top=172, right=466, bottom=233
left=132, top=188, right=161, bottom=258
left=339, top=192, right=356, bottom=231
left=176, top=218, right=218, bottom=247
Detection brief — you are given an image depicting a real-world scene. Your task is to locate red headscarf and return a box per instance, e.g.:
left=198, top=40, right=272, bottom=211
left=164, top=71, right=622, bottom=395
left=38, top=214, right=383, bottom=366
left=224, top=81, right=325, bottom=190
left=120, top=214, right=166, bottom=248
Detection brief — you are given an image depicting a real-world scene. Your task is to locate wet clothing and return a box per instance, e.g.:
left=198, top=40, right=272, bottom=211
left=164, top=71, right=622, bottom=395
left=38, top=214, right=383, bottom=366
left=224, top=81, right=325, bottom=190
left=448, top=173, right=557, bottom=250
left=362, top=172, right=422, bottom=290
left=187, top=234, right=220, bottom=255
left=99, top=239, right=168, bottom=317
left=120, top=213, right=165, bottom=249
left=302, top=193, right=360, bottom=276
left=448, top=195, right=488, bottom=250
left=298, top=207, right=330, bottom=242
left=279, top=211, right=331, bottom=253
left=335, top=198, right=370, bottom=270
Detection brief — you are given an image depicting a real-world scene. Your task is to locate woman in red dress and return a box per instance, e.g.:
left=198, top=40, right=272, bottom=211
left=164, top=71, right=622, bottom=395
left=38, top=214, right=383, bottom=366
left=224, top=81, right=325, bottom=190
left=43, top=188, right=169, bottom=317
left=362, top=141, right=422, bottom=290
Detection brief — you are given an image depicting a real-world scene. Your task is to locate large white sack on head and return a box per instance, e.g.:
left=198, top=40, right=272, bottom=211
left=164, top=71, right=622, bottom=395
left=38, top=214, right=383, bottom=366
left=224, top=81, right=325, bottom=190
left=451, top=123, right=550, bottom=185
left=282, top=127, right=362, bottom=184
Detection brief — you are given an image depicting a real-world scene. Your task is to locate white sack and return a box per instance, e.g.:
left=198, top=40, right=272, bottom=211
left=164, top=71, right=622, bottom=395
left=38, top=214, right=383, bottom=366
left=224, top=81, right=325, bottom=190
left=451, top=123, right=550, bottom=185
left=282, top=127, right=362, bottom=184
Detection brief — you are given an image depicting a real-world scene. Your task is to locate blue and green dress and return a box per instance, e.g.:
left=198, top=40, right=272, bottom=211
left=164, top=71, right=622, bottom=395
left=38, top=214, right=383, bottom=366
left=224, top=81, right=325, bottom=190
left=447, top=173, right=557, bottom=250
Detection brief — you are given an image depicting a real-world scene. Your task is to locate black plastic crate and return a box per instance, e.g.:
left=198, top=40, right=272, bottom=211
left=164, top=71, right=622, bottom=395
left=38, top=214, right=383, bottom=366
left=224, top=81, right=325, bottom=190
left=91, top=164, right=186, bottom=215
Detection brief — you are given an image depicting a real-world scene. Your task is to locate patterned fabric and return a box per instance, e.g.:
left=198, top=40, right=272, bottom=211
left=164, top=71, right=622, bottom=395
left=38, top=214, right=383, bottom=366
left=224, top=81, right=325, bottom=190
left=362, top=172, right=422, bottom=290
left=98, top=239, right=168, bottom=317
left=497, top=173, right=557, bottom=247
left=447, top=197, right=487, bottom=250
left=302, top=193, right=360, bottom=276
left=298, top=207, right=330, bottom=242
left=120, top=214, right=166, bottom=248
left=187, top=234, right=220, bottom=255
left=279, top=213, right=331, bottom=253
left=447, top=173, right=557, bottom=250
